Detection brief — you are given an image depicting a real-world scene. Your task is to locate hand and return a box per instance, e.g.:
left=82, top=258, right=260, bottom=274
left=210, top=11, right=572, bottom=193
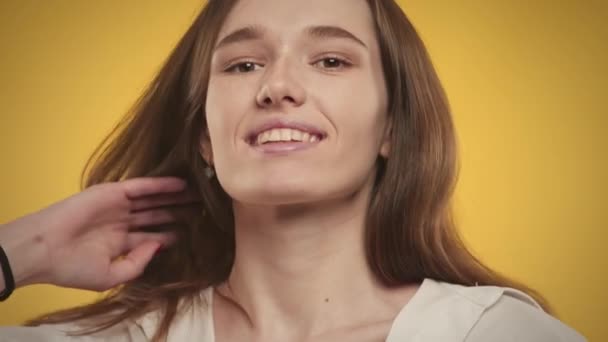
left=0, top=177, right=197, bottom=292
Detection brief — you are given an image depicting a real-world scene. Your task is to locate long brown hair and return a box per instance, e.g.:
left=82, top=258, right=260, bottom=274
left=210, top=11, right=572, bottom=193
left=26, top=0, right=553, bottom=340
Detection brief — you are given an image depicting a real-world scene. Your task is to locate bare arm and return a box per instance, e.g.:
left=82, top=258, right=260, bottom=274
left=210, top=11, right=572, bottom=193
left=0, top=177, right=198, bottom=296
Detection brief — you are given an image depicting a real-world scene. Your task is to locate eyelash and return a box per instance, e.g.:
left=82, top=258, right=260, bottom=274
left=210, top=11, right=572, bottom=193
left=223, top=56, right=353, bottom=73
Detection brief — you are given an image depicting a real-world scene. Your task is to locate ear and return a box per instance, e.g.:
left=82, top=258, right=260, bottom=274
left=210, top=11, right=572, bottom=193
left=379, top=120, right=392, bottom=158
left=199, top=129, right=214, bottom=166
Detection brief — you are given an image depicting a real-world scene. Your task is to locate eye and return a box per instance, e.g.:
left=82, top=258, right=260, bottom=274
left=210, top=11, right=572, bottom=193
left=313, top=56, right=352, bottom=70
left=225, top=61, right=263, bottom=73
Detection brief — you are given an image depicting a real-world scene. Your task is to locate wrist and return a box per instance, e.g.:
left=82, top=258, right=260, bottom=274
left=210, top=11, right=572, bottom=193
left=0, top=219, right=49, bottom=288
left=0, top=244, right=15, bottom=300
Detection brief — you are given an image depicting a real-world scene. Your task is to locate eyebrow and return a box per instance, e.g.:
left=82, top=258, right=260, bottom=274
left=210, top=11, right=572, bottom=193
left=307, top=25, right=367, bottom=49
left=214, top=25, right=368, bottom=50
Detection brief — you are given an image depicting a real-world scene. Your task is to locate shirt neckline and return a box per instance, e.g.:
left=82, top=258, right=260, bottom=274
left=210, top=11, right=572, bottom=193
left=205, top=277, right=435, bottom=342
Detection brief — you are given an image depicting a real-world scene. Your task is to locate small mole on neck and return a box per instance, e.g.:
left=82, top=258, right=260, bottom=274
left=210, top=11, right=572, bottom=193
left=324, top=298, right=329, bottom=303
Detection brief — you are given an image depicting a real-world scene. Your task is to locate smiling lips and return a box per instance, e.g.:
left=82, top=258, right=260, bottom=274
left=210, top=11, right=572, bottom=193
left=252, top=128, right=322, bottom=145
left=246, top=121, right=326, bottom=153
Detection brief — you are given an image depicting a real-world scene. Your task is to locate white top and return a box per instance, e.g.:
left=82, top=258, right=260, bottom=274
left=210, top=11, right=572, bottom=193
left=0, top=278, right=587, bottom=341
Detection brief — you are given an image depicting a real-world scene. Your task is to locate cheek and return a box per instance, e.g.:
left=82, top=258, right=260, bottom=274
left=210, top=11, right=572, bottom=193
left=297, top=88, right=386, bottom=193
left=205, top=78, right=254, bottom=162
left=326, top=84, right=387, bottom=175
left=314, top=77, right=387, bottom=150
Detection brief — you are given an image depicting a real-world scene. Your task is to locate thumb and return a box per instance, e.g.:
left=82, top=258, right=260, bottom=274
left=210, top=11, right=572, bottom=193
left=106, top=241, right=161, bottom=287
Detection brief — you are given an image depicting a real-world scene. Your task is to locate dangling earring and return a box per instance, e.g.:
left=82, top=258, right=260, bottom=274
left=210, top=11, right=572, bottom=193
left=204, top=166, right=215, bottom=179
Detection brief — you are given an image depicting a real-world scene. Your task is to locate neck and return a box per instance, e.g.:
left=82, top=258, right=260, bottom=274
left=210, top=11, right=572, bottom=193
left=215, top=179, right=414, bottom=339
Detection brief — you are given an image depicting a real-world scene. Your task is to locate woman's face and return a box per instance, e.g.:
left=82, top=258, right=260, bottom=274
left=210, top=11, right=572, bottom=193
left=204, top=0, right=389, bottom=205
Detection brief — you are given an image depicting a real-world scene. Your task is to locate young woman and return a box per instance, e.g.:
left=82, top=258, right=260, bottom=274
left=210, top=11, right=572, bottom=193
left=0, top=0, right=586, bottom=341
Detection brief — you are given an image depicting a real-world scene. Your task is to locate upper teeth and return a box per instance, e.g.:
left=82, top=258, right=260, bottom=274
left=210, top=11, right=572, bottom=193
left=255, top=128, right=320, bottom=145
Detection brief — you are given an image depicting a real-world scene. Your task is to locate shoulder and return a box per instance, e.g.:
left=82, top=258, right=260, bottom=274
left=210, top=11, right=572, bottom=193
left=135, top=286, right=215, bottom=341
left=388, top=278, right=587, bottom=342
left=436, top=279, right=587, bottom=342
left=0, top=321, right=147, bottom=341
left=0, top=288, right=215, bottom=342
left=464, top=287, right=587, bottom=342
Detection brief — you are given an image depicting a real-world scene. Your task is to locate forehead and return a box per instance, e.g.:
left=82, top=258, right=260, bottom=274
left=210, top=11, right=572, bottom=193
left=217, top=0, right=376, bottom=44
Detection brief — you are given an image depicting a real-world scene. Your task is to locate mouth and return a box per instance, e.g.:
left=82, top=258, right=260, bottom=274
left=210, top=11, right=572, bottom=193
left=246, top=127, right=326, bottom=153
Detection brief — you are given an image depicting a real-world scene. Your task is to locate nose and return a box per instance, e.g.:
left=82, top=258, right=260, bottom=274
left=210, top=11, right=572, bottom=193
left=255, top=59, right=306, bottom=109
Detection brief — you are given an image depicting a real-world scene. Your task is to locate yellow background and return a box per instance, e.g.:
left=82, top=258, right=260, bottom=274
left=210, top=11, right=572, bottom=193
left=0, top=0, right=605, bottom=340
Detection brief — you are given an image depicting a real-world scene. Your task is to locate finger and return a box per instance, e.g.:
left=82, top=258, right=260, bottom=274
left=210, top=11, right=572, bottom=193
left=128, top=208, right=179, bottom=228
left=107, top=241, right=161, bottom=287
left=130, top=190, right=201, bottom=212
left=122, top=177, right=187, bottom=199
left=125, top=232, right=177, bottom=252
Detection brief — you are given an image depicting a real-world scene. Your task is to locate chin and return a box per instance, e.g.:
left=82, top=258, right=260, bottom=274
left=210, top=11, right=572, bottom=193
left=220, top=177, right=323, bottom=204
left=229, top=186, right=326, bottom=206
